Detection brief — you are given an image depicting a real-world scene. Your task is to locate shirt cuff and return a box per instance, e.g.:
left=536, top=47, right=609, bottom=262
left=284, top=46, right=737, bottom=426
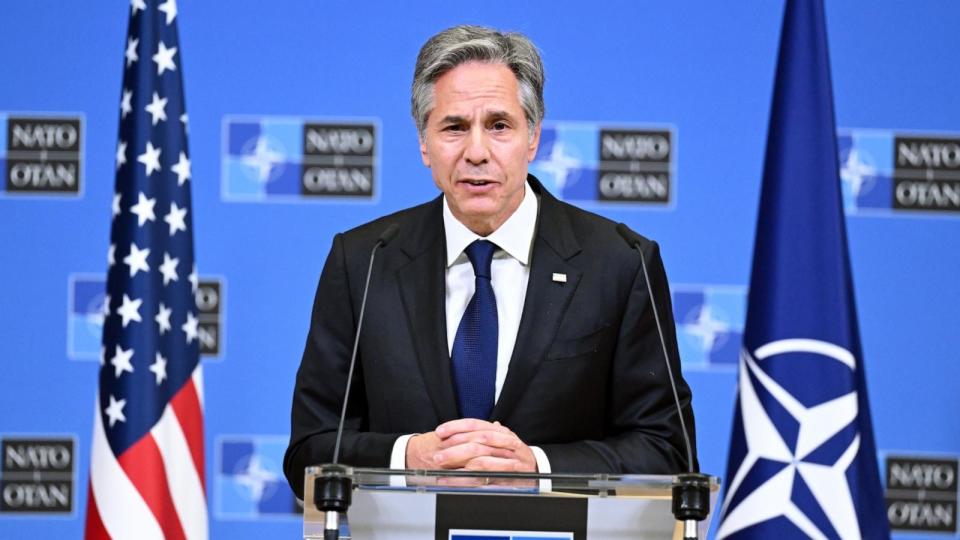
left=530, top=445, right=551, bottom=473
left=388, top=434, right=415, bottom=488
left=390, top=434, right=415, bottom=469
left=530, top=446, right=552, bottom=492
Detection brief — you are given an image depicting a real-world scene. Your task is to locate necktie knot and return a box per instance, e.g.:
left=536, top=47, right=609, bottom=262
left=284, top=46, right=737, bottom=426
left=465, top=240, right=496, bottom=280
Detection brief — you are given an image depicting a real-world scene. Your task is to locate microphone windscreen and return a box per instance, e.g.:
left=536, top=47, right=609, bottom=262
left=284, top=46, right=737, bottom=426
left=615, top=222, right=641, bottom=248
left=377, top=223, right=400, bottom=247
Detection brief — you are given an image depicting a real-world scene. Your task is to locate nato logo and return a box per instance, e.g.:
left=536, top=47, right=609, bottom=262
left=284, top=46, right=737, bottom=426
left=68, top=274, right=223, bottom=361
left=1, top=436, right=76, bottom=514
left=67, top=274, right=108, bottom=361
left=216, top=436, right=300, bottom=519
left=671, top=285, right=746, bottom=369
left=718, top=340, right=867, bottom=538
left=222, top=116, right=378, bottom=202
left=195, top=278, right=225, bottom=358
left=839, top=129, right=960, bottom=215
left=1, top=113, right=83, bottom=196
left=883, top=454, right=958, bottom=534
left=529, top=122, right=674, bottom=206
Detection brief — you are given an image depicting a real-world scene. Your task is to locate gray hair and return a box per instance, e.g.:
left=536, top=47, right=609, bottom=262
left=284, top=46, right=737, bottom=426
left=411, top=25, right=545, bottom=138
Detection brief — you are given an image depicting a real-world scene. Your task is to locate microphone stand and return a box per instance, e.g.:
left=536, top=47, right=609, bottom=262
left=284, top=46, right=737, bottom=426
left=315, top=463, right=352, bottom=540
left=617, top=223, right=710, bottom=540
left=314, top=223, right=399, bottom=540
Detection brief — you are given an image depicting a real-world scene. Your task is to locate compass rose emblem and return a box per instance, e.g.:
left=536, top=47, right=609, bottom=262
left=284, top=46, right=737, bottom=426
left=718, top=339, right=863, bottom=539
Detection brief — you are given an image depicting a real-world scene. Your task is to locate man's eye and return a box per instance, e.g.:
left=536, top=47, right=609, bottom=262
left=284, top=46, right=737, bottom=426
left=444, top=124, right=466, bottom=132
left=491, top=122, right=509, bottom=131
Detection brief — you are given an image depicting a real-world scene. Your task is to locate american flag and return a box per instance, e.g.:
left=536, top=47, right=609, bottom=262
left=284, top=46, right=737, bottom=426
left=84, top=1, right=207, bottom=538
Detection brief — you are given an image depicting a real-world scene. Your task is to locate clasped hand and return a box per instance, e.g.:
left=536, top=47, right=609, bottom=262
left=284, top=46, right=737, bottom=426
left=406, top=419, right=537, bottom=472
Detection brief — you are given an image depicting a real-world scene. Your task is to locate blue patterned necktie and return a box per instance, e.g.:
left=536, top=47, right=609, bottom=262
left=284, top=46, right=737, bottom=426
left=451, top=240, right=498, bottom=420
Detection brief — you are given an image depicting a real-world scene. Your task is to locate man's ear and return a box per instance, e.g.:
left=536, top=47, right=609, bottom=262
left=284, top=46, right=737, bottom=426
left=419, top=134, right=431, bottom=167
left=527, top=123, right=542, bottom=162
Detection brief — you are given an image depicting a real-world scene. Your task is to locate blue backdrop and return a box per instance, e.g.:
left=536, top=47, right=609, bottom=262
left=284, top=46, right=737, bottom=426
left=1, top=1, right=958, bottom=538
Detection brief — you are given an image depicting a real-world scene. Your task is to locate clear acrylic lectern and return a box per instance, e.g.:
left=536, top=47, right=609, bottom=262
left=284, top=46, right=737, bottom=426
left=303, top=467, right=719, bottom=539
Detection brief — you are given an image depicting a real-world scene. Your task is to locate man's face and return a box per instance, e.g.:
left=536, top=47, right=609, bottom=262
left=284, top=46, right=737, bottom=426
left=419, top=61, right=541, bottom=236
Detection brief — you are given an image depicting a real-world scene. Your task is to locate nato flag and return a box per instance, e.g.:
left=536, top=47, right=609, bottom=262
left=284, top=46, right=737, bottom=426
left=715, top=0, right=889, bottom=538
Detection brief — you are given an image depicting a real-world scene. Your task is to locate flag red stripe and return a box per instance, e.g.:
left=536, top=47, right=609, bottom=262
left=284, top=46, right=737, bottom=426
left=117, top=434, right=188, bottom=540
left=170, top=377, right=206, bottom=494
left=83, top=481, right=111, bottom=540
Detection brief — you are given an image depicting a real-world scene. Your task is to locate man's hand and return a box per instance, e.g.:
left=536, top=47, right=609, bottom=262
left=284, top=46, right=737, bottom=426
left=405, top=431, right=444, bottom=469
left=406, top=419, right=537, bottom=472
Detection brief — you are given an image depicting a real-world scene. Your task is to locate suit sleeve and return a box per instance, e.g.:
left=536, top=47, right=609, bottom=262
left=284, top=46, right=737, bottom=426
left=283, top=233, right=402, bottom=500
left=538, top=240, right=698, bottom=474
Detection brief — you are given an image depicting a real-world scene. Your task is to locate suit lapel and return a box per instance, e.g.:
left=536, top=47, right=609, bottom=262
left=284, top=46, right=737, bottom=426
left=397, top=199, right=460, bottom=423
left=492, top=179, right=582, bottom=421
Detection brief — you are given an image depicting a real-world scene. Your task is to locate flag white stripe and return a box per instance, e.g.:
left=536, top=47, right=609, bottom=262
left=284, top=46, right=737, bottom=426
left=192, top=367, right=204, bottom=410
left=152, top=398, right=208, bottom=540
left=89, top=401, right=165, bottom=540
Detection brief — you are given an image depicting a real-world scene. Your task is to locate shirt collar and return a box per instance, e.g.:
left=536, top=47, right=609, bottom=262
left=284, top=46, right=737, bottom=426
left=442, top=181, right=538, bottom=267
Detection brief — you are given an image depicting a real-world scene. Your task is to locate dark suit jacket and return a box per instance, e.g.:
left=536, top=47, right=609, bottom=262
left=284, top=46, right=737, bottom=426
left=284, top=176, right=697, bottom=498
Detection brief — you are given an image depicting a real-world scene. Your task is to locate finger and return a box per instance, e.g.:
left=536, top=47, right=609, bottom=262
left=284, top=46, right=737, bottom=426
left=435, top=419, right=511, bottom=439
left=433, top=442, right=515, bottom=469
left=435, top=476, right=486, bottom=488
left=436, top=442, right=516, bottom=465
left=462, top=456, right=531, bottom=473
left=438, top=430, right=521, bottom=451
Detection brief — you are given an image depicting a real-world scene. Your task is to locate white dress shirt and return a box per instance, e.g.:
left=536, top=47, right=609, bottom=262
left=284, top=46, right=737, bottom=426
left=389, top=184, right=551, bottom=473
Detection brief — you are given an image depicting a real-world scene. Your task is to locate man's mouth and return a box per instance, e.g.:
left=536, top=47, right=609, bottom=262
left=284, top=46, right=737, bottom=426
left=460, top=179, right=495, bottom=186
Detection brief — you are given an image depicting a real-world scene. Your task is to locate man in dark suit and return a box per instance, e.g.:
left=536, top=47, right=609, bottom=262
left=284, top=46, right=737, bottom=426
left=284, top=25, right=696, bottom=499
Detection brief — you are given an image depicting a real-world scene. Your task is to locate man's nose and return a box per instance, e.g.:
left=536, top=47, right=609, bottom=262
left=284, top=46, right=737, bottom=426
left=463, top=126, right=490, bottom=165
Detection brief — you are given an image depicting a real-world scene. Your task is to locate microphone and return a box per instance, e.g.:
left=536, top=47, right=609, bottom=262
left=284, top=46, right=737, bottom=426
left=376, top=222, right=400, bottom=248
left=615, top=223, right=709, bottom=540
left=333, top=222, right=399, bottom=463
left=317, top=223, right=399, bottom=540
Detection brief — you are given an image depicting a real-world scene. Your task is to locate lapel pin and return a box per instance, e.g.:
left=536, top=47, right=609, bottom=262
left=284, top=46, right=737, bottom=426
left=552, top=273, right=567, bottom=283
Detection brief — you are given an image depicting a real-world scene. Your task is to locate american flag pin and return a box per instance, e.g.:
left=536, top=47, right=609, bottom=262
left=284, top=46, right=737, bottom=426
left=552, top=273, right=567, bottom=283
